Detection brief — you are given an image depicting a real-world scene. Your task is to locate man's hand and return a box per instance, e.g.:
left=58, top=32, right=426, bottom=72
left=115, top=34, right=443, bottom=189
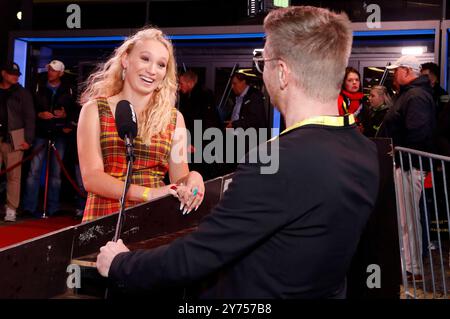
left=96, top=239, right=130, bottom=277
left=38, top=111, right=54, bottom=120
left=19, top=142, right=30, bottom=150
left=53, top=108, right=67, bottom=119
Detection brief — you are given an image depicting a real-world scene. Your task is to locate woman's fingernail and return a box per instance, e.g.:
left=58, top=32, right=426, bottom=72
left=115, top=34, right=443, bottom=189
left=183, top=208, right=188, bottom=215
left=187, top=209, right=192, bottom=215
left=180, top=203, right=184, bottom=211
left=195, top=206, right=198, bottom=211
left=170, top=185, right=178, bottom=191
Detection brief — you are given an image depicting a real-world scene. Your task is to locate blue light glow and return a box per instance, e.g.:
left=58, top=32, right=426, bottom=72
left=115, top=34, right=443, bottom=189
left=353, top=29, right=435, bottom=37
left=168, top=33, right=265, bottom=40
left=272, top=108, right=281, bottom=138
left=18, top=36, right=127, bottom=42
left=446, top=29, right=449, bottom=91
left=13, top=40, right=28, bottom=86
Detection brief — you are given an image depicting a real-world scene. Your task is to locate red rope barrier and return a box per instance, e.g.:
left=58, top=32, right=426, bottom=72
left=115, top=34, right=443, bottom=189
left=0, top=143, right=46, bottom=176
left=51, top=144, right=86, bottom=198
left=0, top=140, right=86, bottom=199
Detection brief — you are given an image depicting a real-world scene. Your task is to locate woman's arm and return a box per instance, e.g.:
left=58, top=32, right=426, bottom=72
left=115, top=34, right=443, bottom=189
left=167, top=111, right=204, bottom=213
left=168, top=110, right=190, bottom=183
left=77, top=100, right=173, bottom=202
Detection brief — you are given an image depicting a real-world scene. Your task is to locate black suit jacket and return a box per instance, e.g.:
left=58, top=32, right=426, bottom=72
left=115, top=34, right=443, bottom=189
left=231, top=86, right=267, bottom=130
left=109, top=122, right=379, bottom=298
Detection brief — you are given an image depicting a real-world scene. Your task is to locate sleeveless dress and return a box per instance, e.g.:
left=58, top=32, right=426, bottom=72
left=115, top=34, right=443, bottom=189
left=82, top=97, right=177, bottom=222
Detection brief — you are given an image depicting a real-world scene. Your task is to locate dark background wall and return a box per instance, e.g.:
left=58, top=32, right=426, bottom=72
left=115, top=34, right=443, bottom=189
left=0, top=0, right=448, bottom=64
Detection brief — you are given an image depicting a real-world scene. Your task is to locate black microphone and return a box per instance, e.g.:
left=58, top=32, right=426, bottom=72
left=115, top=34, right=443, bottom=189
left=112, top=100, right=138, bottom=243
left=115, top=100, right=137, bottom=161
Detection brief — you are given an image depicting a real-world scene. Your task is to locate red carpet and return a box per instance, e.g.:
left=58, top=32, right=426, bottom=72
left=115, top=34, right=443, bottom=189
left=0, top=216, right=80, bottom=249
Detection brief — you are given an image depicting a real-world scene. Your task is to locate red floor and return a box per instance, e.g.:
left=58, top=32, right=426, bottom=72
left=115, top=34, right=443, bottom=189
left=0, top=216, right=80, bottom=249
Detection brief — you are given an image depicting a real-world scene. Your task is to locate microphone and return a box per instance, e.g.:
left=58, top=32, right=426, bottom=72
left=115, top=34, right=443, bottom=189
left=112, top=100, right=138, bottom=243
left=115, top=100, right=137, bottom=161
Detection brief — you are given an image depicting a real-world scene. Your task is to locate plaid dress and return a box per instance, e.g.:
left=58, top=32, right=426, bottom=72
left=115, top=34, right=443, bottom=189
left=82, top=98, right=177, bottom=222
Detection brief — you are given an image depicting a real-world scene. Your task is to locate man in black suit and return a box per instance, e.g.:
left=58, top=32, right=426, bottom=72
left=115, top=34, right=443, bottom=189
left=97, top=6, right=379, bottom=298
left=227, top=73, right=267, bottom=130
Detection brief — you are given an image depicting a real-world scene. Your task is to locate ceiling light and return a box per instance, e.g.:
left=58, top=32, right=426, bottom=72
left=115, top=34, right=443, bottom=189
left=401, top=47, right=425, bottom=55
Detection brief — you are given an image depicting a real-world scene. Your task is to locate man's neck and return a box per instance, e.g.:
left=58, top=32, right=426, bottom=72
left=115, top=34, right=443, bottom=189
left=282, top=91, right=339, bottom=128
left=0, top=82, right=12, bottom=90
left=48, top=79, right=61, bottom=87
left=238, top=85, right=249, bottom=98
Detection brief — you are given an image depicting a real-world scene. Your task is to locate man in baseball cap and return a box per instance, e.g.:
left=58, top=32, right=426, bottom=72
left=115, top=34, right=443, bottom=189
left=46, top=60, right=65, bottom=73
left=386, top=55, right=421, bottom=72
left=0, top=61, right=34, bottom=222
left=0, top=62, right=22, bottom=76
left=379, top=54, right=436, bottom=282
left=23, top=58, right=74, bottom=218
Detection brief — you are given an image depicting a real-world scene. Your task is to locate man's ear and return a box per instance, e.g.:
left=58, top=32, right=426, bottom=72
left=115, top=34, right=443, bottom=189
left=278, top=60, right=289, bottom=90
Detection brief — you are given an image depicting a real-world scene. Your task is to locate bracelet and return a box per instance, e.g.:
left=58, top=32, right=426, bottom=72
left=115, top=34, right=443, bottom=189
left=142, top=187, right=151, bottom=201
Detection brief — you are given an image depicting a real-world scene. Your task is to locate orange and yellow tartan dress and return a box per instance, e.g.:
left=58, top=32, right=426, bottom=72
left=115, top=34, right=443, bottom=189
left=82, top=98, right=177, bottom=222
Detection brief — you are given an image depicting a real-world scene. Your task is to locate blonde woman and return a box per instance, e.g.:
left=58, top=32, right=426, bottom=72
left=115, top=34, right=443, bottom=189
left=78, top=27, right=204, bottom=222
left=361, top=85, right=392, bottom=137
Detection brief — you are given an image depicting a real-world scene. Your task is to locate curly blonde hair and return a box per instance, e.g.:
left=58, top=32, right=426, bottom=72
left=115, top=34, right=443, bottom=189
left=80, top=27, right=177, bottom=144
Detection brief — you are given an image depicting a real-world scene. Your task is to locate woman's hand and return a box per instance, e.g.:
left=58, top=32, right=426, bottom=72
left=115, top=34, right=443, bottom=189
left=176, top=171, right=205, bottom=215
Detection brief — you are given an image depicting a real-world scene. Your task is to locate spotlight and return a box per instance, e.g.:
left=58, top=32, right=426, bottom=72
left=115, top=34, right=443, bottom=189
left=401, top=47, right=425, bottom=55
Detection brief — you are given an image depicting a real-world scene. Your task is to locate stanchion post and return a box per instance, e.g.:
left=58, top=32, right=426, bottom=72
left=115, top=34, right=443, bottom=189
left=41, top=138, right=53, bottom=219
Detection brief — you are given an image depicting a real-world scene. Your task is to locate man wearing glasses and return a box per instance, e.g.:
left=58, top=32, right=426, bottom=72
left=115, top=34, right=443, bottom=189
left=97, top=6, right=379, bottom=299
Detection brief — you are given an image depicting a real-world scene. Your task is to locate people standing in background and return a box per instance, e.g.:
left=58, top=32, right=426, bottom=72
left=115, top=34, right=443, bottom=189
left=420, top=62, right=448, bottom=116
left=361, top=85, right=392, bottom=138
left=338, top=67, right=365, bottom=127
left=379, top=55, right=436, bottom=281
left=178, top=70, right=221, bottom=180
left=226, top=73, right=267, bottom=131
left=22, top=60, right=75, bottom=217
left=0, top=62, right=35, bottom=222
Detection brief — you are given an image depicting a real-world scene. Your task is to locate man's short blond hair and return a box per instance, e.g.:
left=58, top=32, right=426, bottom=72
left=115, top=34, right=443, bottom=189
left=264, top=6, right=353, bottom=103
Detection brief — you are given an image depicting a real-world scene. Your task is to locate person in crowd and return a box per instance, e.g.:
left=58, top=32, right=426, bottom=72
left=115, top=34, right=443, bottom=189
left=178, top=70, right=222, bottom=180
left=421, top=62, right=448, bottom=116
left=226, top=72, right=267, bottom=131
left=0, top=62, right=35, bottom=222
left=178, top=70, right=220, bottom=135
left=338, top=67, right=365, bottom=125
left=77, top=27, right=204, bottom=222
left=379, top=55, right=436, bottom=281
left=96, top=6, right=379, bottom=298
left=421, top=62, right=450, bottom=156
left=223, top=72, right=268, bottom=172
left=22, top=60, right=74, bottom=217
left=361, top=85, right=392, bottom=138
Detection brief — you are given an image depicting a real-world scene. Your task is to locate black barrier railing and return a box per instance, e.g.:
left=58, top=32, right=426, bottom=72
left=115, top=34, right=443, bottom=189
left=0, top=175, right=231, bottom=299
left=394, top=146, right=450, bottom=299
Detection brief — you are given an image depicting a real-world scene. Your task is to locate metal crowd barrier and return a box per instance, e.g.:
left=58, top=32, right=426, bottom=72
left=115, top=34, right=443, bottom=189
left=394, top=146, right=450, bottom=299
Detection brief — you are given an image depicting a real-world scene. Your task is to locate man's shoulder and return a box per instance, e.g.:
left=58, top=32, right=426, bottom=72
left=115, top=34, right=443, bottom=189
left=245, top=86, right=263, bottom=99
left=11, top=84, right=31, bottom=97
